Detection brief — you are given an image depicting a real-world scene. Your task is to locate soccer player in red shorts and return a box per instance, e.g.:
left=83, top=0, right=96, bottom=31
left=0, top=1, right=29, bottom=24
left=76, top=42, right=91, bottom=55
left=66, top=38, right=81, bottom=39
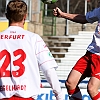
left=53, top=4, right=100, bottom=100
left=0, top=0, right=64, bottom=100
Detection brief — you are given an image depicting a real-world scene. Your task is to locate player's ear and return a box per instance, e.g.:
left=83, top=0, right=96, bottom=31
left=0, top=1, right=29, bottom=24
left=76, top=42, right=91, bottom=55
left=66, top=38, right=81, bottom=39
left=23, top=14, right=27, bottom=25
left=24, top=14, right=27, bottom=20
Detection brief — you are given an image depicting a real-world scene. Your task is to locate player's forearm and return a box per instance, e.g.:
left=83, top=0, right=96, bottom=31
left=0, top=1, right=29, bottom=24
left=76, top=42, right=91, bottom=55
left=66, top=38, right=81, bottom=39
left=60, top=12, right=88, bottom=24
left=43, top=68, right=63, bottom=100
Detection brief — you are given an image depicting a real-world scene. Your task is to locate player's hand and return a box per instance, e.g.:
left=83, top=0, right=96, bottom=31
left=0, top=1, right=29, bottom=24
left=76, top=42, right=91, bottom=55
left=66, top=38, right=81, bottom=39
left=53, top=90, right=64, bottom=100
left=53, top=7, right=63, bottom=17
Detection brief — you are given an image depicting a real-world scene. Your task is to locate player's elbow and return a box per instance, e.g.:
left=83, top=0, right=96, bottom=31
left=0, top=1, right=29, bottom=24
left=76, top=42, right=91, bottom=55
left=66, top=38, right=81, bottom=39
left=74, top=15, right=88, bottom=24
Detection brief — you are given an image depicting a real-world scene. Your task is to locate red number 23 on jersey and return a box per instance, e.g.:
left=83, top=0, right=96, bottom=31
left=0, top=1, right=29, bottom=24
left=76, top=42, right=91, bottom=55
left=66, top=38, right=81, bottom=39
left=0, top=49, right=26, bottom=77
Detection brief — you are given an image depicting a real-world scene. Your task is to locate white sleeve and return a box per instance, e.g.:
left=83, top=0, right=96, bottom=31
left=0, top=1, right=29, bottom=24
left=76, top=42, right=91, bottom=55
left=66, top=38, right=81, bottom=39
left=35, top=34, right=58, bottom=71
left=43, top=68, right=64, bottom=100
left=86, top=8, right=100, bottom=23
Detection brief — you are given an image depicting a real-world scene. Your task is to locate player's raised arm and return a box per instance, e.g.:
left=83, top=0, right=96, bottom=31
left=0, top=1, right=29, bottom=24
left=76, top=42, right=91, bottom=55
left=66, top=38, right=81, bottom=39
left=53, top=7, right=88, bottom=24
left=53, top=4, right=100, bottom=100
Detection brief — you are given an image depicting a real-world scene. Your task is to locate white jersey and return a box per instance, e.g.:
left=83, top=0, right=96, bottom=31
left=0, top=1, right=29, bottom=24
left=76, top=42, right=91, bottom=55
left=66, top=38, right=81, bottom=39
left=0, top=26, right=58, bottom=99
left=86, top=7, right=100, bottom=55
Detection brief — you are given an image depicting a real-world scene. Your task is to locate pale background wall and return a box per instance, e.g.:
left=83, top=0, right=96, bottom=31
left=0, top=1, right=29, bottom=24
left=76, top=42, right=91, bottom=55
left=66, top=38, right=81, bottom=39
left=27, top=0, right=97, bottom=36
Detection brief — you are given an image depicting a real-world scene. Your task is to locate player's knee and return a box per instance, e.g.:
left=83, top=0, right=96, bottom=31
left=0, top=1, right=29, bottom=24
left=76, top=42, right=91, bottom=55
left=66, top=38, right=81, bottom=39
left=87, top=83, right=96, bottom=94
left=65, top=80, right=73, bottom=89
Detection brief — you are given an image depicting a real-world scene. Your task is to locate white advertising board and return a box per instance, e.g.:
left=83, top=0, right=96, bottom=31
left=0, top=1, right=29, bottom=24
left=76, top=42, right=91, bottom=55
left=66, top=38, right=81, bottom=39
left=37, top=88, right=91, bottom=100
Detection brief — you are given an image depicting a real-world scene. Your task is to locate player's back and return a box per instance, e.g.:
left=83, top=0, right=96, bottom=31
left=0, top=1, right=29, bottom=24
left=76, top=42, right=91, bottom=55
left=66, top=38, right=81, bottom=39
left=0, top=26, right=40, bottom=99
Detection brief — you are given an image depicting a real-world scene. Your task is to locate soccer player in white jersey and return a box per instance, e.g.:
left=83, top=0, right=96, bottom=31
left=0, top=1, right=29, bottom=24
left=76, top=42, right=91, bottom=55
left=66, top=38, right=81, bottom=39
left=0, top=0, right=64, bottom=100
left=53, top=4, right=100, bottom=100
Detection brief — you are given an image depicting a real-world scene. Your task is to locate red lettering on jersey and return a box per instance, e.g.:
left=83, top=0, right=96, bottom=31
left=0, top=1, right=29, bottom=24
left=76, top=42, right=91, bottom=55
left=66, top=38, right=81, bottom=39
left=9, top=35, right=12, bottom=39
left=17, top=35, right=21, bottom=39
left=6, top=85, right=8, bottom=91
left=5, top=35, right=8, bottom=39
left=0, top=85, right=5, bottom=91
left=17, top=85, right=20, bottom=90
left=13, top=35, right=17, bottom=39
left=13, top=49, right=26, bottom=77
left=1, top=35, right=3, bottom=39
left=0, top=35, right=25, bottom=39
left=22, top=35, right=25, bottom=39
left=21, top=85, right=26, bottom=90
left=0, top=50, right=11, bottom=77
left=0, top=85, right=26, bottom=91
left=0, top=49, right=26, bottom=77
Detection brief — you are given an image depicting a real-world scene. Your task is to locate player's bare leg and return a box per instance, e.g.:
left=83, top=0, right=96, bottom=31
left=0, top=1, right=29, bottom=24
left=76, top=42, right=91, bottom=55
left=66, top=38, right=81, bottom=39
left=65, top=70, right=83, bottom=100
left=87, top=77, right=100, bottom=100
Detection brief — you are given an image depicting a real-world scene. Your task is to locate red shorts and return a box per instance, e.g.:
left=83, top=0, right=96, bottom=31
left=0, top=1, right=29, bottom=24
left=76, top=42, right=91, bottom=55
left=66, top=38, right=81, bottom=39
left=73, top=51, right=100, bottom=80
left=1, top=95, right=34, bottom=100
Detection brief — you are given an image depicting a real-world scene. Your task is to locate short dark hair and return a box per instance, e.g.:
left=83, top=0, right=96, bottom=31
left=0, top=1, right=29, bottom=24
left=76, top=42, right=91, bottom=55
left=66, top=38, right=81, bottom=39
left=6, top=0, right=27, bottom=23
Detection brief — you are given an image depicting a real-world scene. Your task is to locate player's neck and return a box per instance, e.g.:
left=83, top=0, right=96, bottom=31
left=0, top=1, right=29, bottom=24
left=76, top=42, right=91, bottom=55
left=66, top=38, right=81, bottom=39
left=9, top=19, right=25, bottom=28
left=9, top=22, right=24, bottom=28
